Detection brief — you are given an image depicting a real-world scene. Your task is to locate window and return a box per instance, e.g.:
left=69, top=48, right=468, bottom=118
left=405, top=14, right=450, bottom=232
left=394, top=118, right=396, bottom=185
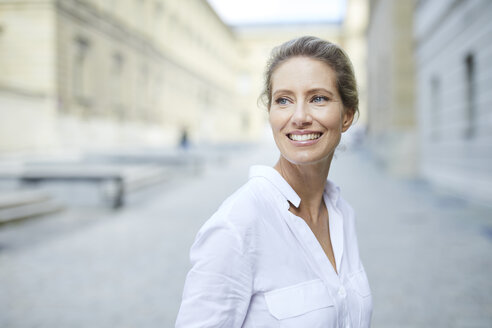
left=465, top=53, right=477, bottom=138
left=137, top=64, right=150, bottom=121
left=430, top=76, right=440, bottom=140
left=111, top=52, right=125, bottom=119
left=73, top=36, right=91, bottom=108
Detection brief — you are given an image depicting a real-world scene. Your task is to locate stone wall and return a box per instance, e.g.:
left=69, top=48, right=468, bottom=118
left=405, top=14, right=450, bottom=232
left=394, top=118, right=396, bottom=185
left=0, top=0, right=254, bottom=154
left=415, top=0, right=492, bottom=204
left=366, top=0, right=417, bottom=176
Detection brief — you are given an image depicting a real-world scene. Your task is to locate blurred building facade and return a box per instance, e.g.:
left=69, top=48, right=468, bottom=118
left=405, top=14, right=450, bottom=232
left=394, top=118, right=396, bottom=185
left=366, top=0, right=417, bottom=176
left=343, top=0, right=369, bottom=126
left=367, top=0, right=492, bottom=204
left=414, top=0, right=492, bottom=204
left=0, top=0, right=254, bottom=154
left=0, top=0, right=368, bottom=156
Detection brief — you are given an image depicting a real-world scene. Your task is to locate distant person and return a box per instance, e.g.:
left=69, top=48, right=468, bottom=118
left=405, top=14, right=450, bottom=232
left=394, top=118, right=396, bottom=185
left=179, top=128, right=189, bottom=150
left=176, top=36, right=372, bottom=327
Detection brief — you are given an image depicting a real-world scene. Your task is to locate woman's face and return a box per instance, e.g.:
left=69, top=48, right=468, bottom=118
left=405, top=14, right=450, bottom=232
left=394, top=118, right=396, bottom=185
left=269, top=56, right=353, bottom=165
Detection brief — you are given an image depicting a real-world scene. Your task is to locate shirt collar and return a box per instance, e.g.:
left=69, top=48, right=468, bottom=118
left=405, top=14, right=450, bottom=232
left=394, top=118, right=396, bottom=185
left=324, top=178, right=341, bottom=206
left=249, top=165, right=341, bottom=208
left=249, top=165, right=301, bottom=208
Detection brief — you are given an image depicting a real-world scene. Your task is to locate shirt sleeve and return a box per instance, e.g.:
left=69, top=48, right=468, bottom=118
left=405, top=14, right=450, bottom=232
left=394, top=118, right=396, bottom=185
left=175, top=216, right=254, bottom=328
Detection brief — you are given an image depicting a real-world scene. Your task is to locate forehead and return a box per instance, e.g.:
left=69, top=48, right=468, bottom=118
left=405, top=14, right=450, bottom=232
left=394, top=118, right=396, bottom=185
left=271, top=57, right=337, bottom=91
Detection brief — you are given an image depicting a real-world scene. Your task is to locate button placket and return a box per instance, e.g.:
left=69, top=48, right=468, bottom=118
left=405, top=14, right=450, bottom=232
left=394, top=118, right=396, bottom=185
left=338, top=285, right=347, bottom=298
left=336, top=277, right=353, bottom=328
left=283, top=209, right=351, bottom=327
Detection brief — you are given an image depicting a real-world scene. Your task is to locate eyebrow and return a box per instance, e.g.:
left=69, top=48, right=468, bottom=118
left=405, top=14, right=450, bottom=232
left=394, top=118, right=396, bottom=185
left=308, top=88, right=335, bottom=97
left=272, top=88, right=335, bottom=98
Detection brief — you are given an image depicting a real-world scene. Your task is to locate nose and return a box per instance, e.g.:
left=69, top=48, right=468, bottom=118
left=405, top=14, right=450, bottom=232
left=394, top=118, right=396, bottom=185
left=292, top=102, right=312, bottom=127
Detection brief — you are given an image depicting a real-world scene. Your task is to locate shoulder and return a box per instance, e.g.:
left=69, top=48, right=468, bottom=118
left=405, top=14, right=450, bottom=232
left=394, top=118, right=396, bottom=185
left=220, top=177, right=267, bottom=216
left=194, top=176, right=274, bottom=249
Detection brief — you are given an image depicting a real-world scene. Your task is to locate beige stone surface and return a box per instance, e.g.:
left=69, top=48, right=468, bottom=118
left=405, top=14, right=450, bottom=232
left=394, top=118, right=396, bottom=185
left=366, top=0, right=417, bottom=177
left=0, top=0, right=367, bottom=154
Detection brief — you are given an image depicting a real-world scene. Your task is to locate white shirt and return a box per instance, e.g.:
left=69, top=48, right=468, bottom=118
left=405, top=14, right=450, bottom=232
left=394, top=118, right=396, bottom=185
left=176, top=165, right=373, bottom=328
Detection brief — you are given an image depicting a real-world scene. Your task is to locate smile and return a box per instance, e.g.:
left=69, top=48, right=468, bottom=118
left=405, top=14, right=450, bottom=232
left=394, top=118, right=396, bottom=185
left=287, top=133, right=322, bottom=141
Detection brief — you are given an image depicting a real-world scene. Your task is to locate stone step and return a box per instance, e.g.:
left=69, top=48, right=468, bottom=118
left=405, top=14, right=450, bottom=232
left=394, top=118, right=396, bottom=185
left=0, top=190, right=52, bottom=209
left=0, top=190, right=64, bottom=224
left=0, top=199, right=64, bottom=224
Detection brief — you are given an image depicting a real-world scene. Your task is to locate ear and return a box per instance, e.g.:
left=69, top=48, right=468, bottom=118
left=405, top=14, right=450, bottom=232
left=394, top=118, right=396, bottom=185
left=341, top=108, right=355, bottom=132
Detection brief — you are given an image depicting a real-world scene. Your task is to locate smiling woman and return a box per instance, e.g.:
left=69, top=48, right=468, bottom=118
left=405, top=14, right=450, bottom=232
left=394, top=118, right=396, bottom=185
left=176, top=36, right=372, bottom=328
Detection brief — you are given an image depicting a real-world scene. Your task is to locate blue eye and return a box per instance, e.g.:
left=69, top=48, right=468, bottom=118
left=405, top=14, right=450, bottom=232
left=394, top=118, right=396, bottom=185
left=275, top=97, right=290, bottom=105
left=312, top=96, right=329, bottom=103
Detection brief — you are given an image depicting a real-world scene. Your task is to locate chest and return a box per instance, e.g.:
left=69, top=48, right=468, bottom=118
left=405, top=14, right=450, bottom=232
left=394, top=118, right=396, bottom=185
left=254, top=205, right=342, bottom=292
left=291, top=205, right=338, bottom=274
left=308, top=219, right=337, bottom=272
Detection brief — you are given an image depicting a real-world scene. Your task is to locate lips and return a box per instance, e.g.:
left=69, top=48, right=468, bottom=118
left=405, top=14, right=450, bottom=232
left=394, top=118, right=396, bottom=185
left=287, top=132, right=322, bottom=141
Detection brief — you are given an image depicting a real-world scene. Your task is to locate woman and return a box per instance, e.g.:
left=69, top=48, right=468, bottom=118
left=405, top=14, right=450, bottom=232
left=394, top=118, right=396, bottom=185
left=176, top=36, right=373, bottom=328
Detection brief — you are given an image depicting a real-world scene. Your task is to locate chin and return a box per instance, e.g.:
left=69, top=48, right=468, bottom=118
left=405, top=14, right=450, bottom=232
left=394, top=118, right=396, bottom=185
left=282, top=152, right=333, bottom=166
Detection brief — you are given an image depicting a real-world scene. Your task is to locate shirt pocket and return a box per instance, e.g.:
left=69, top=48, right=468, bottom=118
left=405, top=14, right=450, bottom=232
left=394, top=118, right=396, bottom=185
left=347, top=269, right=373, bottom=328
left=264, top=279, right=336, bottom=327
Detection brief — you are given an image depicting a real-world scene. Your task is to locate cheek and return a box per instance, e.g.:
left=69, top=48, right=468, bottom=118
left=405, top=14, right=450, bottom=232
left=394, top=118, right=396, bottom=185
left=268, top=111, right=285, bottom=131
left=319, top=111, right=343, bottom=129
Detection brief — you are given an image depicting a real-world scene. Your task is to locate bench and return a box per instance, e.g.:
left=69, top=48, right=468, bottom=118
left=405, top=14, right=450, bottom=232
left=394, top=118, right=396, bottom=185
left=0, top=164, right=169, bottom=209
left=0, top=189, right=63, bottom=224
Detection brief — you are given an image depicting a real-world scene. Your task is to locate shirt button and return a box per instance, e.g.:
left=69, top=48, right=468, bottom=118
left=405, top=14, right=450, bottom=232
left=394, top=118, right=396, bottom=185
left=338, top=286, right=347, bottom=298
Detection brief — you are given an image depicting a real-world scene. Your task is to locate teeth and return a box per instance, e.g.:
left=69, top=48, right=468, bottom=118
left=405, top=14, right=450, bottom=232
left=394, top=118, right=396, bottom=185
left=289, top=133, right=321, bottom=141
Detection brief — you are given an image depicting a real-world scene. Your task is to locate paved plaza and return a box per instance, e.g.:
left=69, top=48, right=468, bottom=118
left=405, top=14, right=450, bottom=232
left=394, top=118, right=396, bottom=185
left=0, top=142, right=491, bottom=327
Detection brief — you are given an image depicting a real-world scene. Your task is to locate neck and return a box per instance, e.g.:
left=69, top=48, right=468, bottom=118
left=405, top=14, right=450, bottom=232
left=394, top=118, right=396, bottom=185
left=274, top=155, right=332, bottom=223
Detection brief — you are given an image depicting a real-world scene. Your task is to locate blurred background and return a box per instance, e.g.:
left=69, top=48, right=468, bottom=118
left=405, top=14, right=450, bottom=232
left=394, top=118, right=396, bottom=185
left=0, top=0, right=491, bottom=327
